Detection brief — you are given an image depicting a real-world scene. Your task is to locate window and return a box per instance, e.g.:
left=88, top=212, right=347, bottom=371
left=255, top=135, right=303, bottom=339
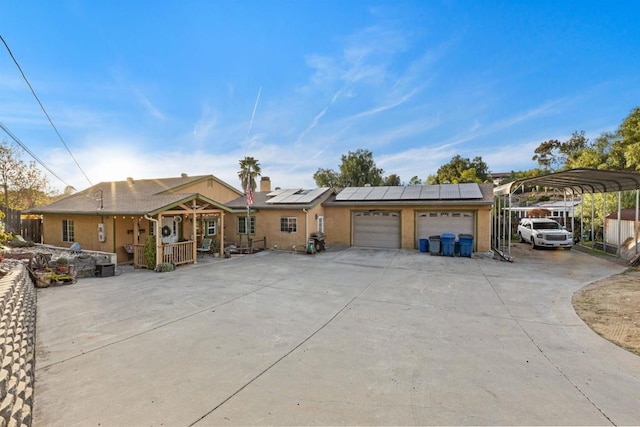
left=205, top=219, right=217, bottom=236
left=62, top=219, right=74, bottom=242
left=317, top=215, right=324, bottom=233
left=237, top=216, right=255, bottom=234
left=280, top=217, right=297, bottom=233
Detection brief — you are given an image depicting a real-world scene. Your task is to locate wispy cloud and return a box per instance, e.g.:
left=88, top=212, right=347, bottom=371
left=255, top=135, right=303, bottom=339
left=134, top=89, right=165, bottom=120
left=192, top=104, right=217, bottom=140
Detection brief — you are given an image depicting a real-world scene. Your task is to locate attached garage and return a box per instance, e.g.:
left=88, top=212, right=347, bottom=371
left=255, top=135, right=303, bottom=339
left=352, top=211, right=401, bottom=248
left=323, top=183, right=494, bottom=252
left=417, top=211, right=475, bottom=240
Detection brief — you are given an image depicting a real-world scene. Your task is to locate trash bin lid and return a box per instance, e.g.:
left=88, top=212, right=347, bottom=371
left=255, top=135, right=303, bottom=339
left=441, top=233, right=455, bottom=239
left=429, top=235, right=441, bottom=240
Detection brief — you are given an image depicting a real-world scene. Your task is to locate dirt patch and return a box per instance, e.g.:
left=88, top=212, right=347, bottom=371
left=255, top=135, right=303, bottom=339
left=573, top=267, right=640, bottom=356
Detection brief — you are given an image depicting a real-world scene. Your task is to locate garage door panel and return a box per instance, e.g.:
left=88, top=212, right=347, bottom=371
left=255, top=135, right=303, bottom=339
left=417, top=211, right=474, bottom=239
left=353, top=211, right=400, bottom=249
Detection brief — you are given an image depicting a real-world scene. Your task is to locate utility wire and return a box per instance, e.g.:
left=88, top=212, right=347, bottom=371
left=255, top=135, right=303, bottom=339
left=1, top=34, right=93, bottom=186
left=0, top=121, right=75, bottom=190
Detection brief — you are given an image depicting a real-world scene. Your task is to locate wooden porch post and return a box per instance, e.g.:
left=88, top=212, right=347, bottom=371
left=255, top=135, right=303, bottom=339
left=156, top=213, right=163, bottom=267
left=192, top=205, right=198, bottom=263
left=220, top=212, right=225, bottom=257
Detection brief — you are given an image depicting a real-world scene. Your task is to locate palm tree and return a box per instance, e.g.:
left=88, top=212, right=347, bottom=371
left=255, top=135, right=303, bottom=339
left=238, top=156, right=262, bottom=192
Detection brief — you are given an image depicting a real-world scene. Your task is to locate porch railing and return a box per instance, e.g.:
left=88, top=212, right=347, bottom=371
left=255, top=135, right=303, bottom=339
left=132, top=241, right=195, bottom=268
left=162, top=241, right=194, bottom=266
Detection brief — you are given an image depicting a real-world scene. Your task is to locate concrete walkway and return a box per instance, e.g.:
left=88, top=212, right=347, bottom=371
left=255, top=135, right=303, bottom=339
left=34, top=246, right=640, bottom=426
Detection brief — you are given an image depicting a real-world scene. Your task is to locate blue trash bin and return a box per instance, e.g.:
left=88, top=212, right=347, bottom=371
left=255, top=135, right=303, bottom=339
left=458, top=234, right=473, bottom=257
left=419, top=238, right=429, bottom=253
left=441, top=233, right=456, bottom=256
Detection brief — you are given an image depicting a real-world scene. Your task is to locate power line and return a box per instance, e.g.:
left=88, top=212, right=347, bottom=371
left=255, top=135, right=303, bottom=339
left=0, top=121, right=75, bottom=190
left=1, top=34, right=93, bottom=186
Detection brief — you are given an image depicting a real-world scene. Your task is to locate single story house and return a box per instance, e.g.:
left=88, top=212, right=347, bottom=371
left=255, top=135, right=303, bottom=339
left=28, top=174, right=242, bottom=265
left=30, top=174, right=494, bottom=265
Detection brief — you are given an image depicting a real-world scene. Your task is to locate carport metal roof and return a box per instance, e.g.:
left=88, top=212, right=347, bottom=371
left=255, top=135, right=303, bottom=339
left=494, top=168, right=640, bottom=196
left=492, top=168, right=640, bottom=261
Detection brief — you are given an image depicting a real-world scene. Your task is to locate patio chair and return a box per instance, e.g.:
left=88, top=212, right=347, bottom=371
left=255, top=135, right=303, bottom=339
left=197, top=238, right=213, bottom=258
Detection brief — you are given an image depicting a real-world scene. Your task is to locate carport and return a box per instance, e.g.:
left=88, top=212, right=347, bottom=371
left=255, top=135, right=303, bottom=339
left=493, top=168, right=640, bottom=259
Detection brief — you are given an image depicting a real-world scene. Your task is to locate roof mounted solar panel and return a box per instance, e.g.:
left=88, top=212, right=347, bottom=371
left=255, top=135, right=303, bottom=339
left=265, top=188, right=302, bottom=203
left=336, top=187, right=358, bottom=201
left=459, top=183, right=483, bottom=199
left=400, top=186, right=423, bottom=199
left=383, top=186, right=405, bottom=199
left=439, top=184, right=461, bottom=199
left=365, top=186, right=390, bottom=200
left=351, top=187, right=374, bottom=200
left=420, top=185, right=440, bottom=199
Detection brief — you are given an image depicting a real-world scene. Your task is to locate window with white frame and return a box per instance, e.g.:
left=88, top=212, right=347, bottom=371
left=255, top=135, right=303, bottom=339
left=317, top=215, right=324, bottom=233
left=205, top=219, right=217, bottom=236
left=237, top=216, right=255, bottom=234
left=62, top=219, right=74, bottom=242
left=280, top=217, right=297, bottom=233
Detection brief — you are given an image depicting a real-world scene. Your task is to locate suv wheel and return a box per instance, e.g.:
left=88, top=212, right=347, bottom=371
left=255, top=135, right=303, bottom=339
left=519, top=232, right=525, bottom=243
left=531, top=237, right=537, bottom=249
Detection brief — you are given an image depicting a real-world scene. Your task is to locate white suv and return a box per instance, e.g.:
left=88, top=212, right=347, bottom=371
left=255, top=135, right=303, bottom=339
left=517, top=218, right=573, bottom=249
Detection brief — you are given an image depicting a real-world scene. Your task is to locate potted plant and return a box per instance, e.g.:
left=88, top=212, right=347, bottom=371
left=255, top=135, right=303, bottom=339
left=55, top=256, right=69, bottom=274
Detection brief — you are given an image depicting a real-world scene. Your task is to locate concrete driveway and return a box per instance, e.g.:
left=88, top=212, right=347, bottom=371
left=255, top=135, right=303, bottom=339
left=34, top=245, right=640, bottom=426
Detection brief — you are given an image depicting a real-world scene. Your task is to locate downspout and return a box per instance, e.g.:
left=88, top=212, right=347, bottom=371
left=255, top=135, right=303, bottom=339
left=303, top=209, right=309, bottom=248
left=145, top=214, right=161, bottom=267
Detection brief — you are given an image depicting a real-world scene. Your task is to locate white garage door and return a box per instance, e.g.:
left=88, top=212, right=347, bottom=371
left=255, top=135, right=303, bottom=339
left=417, top=211, right=475, bottom=240
left=353, top=211, right=401, bottom=249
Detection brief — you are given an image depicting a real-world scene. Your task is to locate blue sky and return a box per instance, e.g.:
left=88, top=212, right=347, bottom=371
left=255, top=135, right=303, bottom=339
left=2, top=0, right=639, bottom=193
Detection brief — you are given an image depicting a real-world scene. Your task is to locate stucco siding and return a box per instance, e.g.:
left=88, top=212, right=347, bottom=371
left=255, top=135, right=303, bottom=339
left=324, top=204, right=492, bottom=252
left=227, top=205, right=326, bottom=250
left=181, top=179, right=241, bottom=204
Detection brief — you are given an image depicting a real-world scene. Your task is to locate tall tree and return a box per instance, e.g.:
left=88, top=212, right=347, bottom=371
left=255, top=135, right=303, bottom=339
left=12, top=161, right=54, bottom=209
left=407, top=176, right=422, bottom=185
left=532, top=131, right=588, bottom=171
left=237, top=156, right=262, bottom=192
left=432, top=155, right=490, bottom=184
left=619, top=106, right=640, bottom=169
left=0, top=141, right=22, bottom=213
left=313, top=168, right=341, bottom=188
left=338, top=149, right=384, bottom=187
left=383, top=174, right=402, bottom=186
left=313, top=149, right=384, bottom=187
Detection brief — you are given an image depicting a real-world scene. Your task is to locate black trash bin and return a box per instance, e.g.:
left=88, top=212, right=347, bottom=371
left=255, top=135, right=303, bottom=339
left=309, top=232, right=326, bottom=252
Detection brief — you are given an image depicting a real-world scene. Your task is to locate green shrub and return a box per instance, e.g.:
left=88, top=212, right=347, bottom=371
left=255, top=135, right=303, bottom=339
left=155, top=262, right=174, bottom=273
left=143, top=236, right=157, bottom=269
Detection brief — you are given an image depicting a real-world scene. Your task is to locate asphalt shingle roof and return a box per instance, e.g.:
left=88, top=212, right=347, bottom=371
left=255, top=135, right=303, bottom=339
left=29, top=175, right=226, bottom=215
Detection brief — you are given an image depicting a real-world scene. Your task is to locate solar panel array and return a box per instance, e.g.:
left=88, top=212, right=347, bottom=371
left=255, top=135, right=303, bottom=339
left=265, top=188, right=329, bottom=204
left=335, top=183, right=483, bottom=201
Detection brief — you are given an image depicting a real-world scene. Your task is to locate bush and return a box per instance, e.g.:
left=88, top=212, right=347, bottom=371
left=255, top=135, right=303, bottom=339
left=155, top=262, right=175, bottom=273
left=143, top=236, right=157, bottom=270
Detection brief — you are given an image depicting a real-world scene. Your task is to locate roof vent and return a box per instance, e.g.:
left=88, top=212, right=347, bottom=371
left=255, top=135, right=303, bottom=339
left=127, top=177, right=134, bottom=185
left=181, top=173, right=188, bottom=178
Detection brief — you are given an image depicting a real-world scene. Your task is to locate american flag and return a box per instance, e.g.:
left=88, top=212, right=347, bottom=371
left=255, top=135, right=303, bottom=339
left=246, top=186, right=254, bottom=206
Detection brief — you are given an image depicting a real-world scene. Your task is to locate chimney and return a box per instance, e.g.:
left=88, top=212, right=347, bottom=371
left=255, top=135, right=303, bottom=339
left=126, top=177, right=134, bottom=185
left=181, top=173, right=188, bottom=178
left=260, top=176, right=271, bottom=192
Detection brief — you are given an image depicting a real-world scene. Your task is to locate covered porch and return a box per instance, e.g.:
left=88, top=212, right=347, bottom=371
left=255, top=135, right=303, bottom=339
left=130, top=195, right=230, bottom=269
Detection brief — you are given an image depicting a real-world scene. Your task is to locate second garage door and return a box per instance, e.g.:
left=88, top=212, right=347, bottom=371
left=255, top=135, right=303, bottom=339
left=417, top=211, right=475, bottom=240
left=353, top=211, right=401, bottom=249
